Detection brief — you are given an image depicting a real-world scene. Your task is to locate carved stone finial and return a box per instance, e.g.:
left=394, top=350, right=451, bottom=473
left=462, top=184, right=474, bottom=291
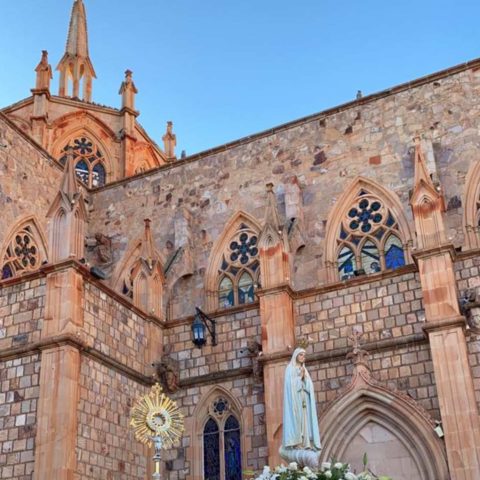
left=347, top=329, right=370, bottom=368
left=162, top=121, right=177, bottom=160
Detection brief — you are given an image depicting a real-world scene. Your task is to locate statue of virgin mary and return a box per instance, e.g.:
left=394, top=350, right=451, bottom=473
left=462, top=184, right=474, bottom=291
left=280, top=348, right=321, bottom=465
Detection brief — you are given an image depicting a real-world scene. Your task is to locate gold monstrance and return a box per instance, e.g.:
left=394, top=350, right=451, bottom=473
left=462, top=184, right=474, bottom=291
left=130, top=383, right=184, bottom=480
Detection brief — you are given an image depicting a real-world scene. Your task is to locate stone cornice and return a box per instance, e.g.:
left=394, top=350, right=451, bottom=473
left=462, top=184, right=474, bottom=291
left=0, top=259, right=165, bottom=329
left=164, top=301, right=260, bottom=329
left=30, top=88, right=51, bottom=99
left=411, top=243, right=457, bottom=265
left=422, top=315, right=466, bottom=334
left=294, top=263, right=418, bottom=300
left=256, top=283, right=295, bottom=298
left=257, top=333, right=428, bottom=367
left=0, top=333, right=153, bottom=386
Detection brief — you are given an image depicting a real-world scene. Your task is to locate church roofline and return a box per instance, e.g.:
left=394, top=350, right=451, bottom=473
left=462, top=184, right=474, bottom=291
left=0, top=111, right=63, bottom=173
left=92, top=55, right=480, bottom=193
left=0, top=94, right=120, bottom=116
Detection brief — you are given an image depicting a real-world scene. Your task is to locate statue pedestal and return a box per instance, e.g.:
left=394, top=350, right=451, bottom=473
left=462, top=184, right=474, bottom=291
left=279, top=446, right=321, bottom=469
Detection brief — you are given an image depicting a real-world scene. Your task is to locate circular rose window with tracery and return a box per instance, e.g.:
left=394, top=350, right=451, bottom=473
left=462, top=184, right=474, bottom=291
left=337, top=191, right=406, bottom=280
left=1, top=226, right=43, bottom=280
left=218, top=223, right=260, bottom=309
left=59, top=136, right=106, bottom=188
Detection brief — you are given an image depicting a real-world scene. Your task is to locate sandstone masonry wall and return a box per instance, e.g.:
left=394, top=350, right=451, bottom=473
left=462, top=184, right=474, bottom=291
left=89, top=66, right=480, bottom=317
left=83, top=280, right=150, bottom=373
left=77, top=356, right=148, bottom=480
left=0, top=354, right=40, bottom=480
left=0, top=277, right=45, bottom=350
left=0, top=116, right=62, bottom=251
left=455, top=253, right=480, bottom=411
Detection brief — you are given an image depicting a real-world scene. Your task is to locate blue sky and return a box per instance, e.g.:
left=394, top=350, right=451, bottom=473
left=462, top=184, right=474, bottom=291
left=1, top=0, right=479, bottom=155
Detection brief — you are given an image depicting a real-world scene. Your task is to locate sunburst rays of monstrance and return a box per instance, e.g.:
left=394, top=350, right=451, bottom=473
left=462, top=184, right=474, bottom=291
left=130, top=383, right=184, bottom=479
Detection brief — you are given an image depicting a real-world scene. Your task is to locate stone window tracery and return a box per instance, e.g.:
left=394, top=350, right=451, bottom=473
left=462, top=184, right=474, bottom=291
left=203, top=398, right=242, bottom=480
left=59, top=136, right=106, bottom=188
left=337, top=190, right=406, bottom=280
left=217, top=224, right=259, bottom=309
left=1, top=226, right=43, bottom=279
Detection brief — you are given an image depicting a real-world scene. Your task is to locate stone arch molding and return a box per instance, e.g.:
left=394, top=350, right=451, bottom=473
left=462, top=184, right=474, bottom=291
left=204, top=211, right=262, bottom=311
left=320, top=368, right=449, bottom=479
left=463, top=160, right=480, bottom=249
left=324, top=176, right=413, bottom=282
left=189, top=385, right=251, bottom=480
left=111, top=223, right=166, bottom=318
left=0, top=216, right=49, bottom=279
left=50, top=113, right=117, bottom=182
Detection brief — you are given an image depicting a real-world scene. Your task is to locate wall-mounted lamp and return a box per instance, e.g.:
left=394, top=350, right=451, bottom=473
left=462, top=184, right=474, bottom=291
left=191, top=307, right=217, bottom=348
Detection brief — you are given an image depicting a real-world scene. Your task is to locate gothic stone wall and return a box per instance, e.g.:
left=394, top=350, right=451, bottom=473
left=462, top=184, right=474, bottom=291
left=77, top=357, right=148, bottom=480
left=0, top=353, right=40, bottom=480
left=455, top=252, right=480, bottom=411
left=0, top=277, right=44, bottom=479
left=89, top=65, right=480, bottom=316
left=0, top=116, right=62, bottom=250
left=164, top=307, right=266, bottom=477
left=295, top=268, right=439, bottom=419
left=0, top=276, right=45, bottom=350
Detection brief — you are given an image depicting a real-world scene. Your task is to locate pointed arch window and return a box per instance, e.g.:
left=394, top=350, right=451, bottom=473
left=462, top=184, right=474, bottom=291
left=1, top=225, right=45, bottom=279
left=59, top=136, right=107, bottom=188
left=203, top=398, right=242, bottom=480
left=336, top=191, right=406, bottom=280
left=217, top=224, right=259, bottom=309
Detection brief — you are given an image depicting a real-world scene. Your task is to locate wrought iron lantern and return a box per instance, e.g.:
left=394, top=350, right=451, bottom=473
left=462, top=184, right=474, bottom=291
left=191, top=307, right=217, bottom=348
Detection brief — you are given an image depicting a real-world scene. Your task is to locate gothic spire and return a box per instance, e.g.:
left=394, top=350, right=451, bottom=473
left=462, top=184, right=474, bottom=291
left=65, top=0, right=90, bottom=58
left=413, top=136, right=435, bottom=191
left=57, top=0, right=96, bottom=101
left=34, top=50, right=52, bottom=91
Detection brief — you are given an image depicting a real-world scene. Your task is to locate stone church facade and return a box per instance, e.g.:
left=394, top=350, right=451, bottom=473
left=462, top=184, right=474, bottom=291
left=1, top=1, right=480, bottom=479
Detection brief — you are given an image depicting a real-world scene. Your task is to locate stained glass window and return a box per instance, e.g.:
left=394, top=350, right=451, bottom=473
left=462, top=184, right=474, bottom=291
left=217, top=224, right=260, bottom=309
left=1, top=264, right=13, bottom=280
left=338, top=246, right=355, bottom=280
left=385, top=235, right=406, bottom=270
left=204, top=418, right=220, bottom=480
left=203, top=410, right=242, bottom=480
left=59, top=136, right=107, bottom=188
left=219, top=276, right=234, bottom=308
left=224, top=416, right=242, bottom=480
left=1, top=225, right=44, bottom=280
left=336, top=191, right=406, bottom=280
left=238, top=272, right=254, bottom=304
left=360, top=240, right=381, bottom=274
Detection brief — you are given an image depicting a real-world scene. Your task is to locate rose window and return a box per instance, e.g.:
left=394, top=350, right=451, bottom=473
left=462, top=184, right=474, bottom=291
left=59, top=136, right=107, bottom=188
left=337, top=191, right=406, bottom=280
left=218, top=223, right=260, bottom=309
left=1, top=226, right=43, bottom=280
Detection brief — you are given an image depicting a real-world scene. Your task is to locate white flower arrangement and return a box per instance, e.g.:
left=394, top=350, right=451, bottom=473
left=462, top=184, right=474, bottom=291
left=248, top=455, right=392, bottom=480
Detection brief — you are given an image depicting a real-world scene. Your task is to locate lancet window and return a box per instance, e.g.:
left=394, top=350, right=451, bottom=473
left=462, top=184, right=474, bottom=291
left=1, top=225, right=43, bottom=279
left=217, top=224, right=260, bottom=309
left=203, top=398, right=242, bottom=480
left=337, top=190, right=406, bottom=280
left=59, top=136, right=106, bottom=188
